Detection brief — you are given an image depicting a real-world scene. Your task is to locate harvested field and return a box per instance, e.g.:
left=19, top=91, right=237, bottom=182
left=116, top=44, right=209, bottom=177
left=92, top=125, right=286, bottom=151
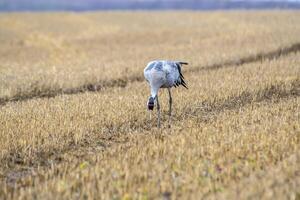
left=0, top=11, right=299, bottom=200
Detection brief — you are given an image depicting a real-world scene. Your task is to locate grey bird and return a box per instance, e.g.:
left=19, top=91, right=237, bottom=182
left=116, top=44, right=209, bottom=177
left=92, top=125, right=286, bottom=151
left=144, top=60, right=188, bottom=128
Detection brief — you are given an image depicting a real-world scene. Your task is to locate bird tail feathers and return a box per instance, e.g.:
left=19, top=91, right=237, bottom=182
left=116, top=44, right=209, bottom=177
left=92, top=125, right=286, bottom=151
left=175, top=62, right=188, bottom=89
left=178, top=61, right=188, bottom=65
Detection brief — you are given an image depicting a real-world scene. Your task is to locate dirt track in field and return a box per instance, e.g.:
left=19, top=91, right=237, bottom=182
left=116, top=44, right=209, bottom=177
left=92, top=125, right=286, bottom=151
left=1, top=42, right=300, bottom=106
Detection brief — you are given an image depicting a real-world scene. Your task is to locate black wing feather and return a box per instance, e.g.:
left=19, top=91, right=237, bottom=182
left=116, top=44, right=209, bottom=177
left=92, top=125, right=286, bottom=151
left=175, top=62, right=188, bottom=89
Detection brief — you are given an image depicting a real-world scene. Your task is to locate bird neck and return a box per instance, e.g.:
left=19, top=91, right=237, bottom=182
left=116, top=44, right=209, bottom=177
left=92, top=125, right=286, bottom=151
left=151, top=87, right=159, bottom=99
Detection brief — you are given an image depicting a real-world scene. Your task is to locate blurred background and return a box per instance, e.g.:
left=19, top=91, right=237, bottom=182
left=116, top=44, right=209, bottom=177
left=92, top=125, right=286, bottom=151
left=1, top=0, right=300, bottom=11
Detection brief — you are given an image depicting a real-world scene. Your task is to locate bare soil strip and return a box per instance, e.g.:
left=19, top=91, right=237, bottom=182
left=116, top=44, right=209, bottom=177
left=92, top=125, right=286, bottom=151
left=0, top=42, right=299, bottom=106
left=191, top=42, right=300, bottom=72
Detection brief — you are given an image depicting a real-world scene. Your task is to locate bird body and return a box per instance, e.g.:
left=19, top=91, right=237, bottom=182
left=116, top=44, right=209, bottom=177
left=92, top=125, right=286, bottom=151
left=144, top=60, right=187, bottom=97
left=144, top=60, right=188, bottom=128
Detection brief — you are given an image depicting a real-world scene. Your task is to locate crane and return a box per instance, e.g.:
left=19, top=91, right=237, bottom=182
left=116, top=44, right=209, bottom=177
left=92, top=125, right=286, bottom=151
left=144, top=60, right=188, bottom=128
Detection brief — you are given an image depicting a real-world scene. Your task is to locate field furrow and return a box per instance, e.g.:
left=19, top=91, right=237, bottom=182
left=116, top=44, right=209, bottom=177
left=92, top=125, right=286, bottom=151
left=1, top=42, right=300, bottom=106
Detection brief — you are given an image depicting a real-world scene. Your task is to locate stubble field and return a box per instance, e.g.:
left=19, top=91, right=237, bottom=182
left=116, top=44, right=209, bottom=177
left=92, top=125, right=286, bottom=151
left=0, top=11, right=299, bottom=199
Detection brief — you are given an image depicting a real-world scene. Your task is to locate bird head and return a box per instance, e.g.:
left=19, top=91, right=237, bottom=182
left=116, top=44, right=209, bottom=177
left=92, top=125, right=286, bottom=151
left=147, top=96, right=155, bottom=110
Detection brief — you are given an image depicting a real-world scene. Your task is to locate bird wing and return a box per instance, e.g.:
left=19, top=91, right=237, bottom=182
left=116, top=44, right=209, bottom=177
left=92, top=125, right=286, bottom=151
left=145, top=60, right=188, bottom=89
left=174, top=62, right=188, bottom=89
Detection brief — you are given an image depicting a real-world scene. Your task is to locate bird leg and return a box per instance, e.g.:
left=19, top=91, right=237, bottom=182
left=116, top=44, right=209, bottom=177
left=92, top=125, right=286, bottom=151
left=156, top=95, right=161, bottom=128
left=168, top=88, right=172, bottom=128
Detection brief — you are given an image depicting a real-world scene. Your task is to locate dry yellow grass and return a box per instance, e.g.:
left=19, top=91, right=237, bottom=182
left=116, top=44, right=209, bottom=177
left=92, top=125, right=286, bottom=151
left=0, top=11, right=300, bottom=101
left=0, top=11, right=299, bottom=200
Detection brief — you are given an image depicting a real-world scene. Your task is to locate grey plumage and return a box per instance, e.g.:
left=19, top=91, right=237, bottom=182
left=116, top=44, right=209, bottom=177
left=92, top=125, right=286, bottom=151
left=144, top=60, right=188, bottom=128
